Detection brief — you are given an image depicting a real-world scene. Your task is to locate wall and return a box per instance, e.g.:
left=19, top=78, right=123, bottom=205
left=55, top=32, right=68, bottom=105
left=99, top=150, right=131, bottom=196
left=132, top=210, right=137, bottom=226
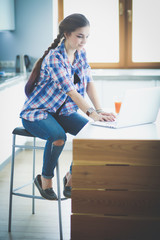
left=0, top=0, right=53, bottom=61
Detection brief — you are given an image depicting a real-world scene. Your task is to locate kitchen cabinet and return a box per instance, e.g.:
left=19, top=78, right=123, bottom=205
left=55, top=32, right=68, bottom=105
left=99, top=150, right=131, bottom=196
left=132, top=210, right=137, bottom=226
left=72, top=123, right=160, bottom=239
left=0, top=77, right=26, bottom=169
left=0, top=0, right=15, bottom=30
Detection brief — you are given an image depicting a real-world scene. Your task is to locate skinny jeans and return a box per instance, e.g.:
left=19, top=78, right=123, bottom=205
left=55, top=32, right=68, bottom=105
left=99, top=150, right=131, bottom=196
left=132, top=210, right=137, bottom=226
left=22, top=112, right=88, bottom=179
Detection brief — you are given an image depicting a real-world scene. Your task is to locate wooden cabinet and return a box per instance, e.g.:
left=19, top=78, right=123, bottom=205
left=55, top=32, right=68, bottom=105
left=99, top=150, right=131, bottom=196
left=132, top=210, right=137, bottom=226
left=0, top=0, right=15, bottom=30
left=72, top=134, right=160, bottom=239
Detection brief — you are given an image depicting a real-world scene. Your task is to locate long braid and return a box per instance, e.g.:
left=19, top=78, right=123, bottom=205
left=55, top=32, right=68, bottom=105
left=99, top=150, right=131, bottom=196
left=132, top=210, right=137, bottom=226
left=25, top=33, right=63, bottom=96
left=41, top=33, right=62, bottom=61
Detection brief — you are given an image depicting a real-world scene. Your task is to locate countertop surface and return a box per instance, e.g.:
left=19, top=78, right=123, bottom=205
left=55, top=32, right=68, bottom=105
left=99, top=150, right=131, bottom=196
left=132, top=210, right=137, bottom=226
left=74, top=121, right=160, bottom=141
left=91, top=69, right=160, bottom=80
left=0, top=68, right=28, bottom=90
left=0, top=68, right=160, bottom=90
left=0, top=74, right=27, bottom=90
left=74, top=110, right=160, bottom=141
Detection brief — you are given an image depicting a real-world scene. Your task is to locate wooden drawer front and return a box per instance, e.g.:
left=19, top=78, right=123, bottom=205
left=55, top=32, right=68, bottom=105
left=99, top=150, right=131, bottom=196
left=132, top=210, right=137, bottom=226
left=72, top=189, right=160, bottom=216
left=72, top=139, right=160, bottom=239
left=73, top=139, right=160, bottom=166
left=72, top=165, right=160, bottom=190
left=71, top=215, right=160, bottom=240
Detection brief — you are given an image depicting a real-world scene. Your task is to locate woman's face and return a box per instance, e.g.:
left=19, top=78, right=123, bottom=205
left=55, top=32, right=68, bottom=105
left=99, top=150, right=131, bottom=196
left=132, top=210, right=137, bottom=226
left=65, top=26, right=90, bottom=51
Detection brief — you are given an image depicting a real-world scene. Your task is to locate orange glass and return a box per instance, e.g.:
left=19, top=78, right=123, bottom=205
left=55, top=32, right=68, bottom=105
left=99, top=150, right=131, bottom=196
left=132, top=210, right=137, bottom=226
left=115, top=101, right=122, bottom=114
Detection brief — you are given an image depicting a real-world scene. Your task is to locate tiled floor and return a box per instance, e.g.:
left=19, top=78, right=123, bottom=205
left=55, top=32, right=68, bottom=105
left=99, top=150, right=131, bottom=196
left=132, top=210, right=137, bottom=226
left=0, top=149, right=72, bottom=240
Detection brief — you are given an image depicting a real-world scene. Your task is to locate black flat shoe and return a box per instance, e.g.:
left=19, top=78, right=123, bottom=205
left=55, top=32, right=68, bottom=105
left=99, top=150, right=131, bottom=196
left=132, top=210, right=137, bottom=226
left=63, top=176, right=72, bottom=198
left=34, top=174, right=58, bottom=200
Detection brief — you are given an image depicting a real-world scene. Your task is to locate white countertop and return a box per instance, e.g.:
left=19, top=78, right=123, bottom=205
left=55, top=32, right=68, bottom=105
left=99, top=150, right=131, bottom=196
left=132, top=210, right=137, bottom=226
left=0, top=74, right=27, bottom=91
left=91, top=69, right=160, bottom=80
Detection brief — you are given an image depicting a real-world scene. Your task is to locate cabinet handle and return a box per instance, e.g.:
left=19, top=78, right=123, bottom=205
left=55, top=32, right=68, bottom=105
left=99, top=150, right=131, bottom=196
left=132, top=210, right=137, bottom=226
left=127, top=9, right=132, bottom=22
left=119, top=2, right=124, bottom=16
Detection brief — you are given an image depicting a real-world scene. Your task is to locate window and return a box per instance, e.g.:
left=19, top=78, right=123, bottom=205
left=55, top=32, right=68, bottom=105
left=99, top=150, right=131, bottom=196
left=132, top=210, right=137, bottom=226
left=132, top=0, right=160, bottom=63
left=58, top=0, right=160, bottom=69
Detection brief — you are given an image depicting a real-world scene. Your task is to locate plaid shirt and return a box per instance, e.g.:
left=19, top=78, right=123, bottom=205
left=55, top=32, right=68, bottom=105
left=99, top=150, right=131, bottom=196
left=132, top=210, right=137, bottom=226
left=20, top=40, right=92, bottom=121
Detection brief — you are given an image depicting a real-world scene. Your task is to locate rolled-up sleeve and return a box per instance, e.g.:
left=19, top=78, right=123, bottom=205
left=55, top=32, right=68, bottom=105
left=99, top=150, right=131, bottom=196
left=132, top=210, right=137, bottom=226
left=85, top=66, right=93, bottom=83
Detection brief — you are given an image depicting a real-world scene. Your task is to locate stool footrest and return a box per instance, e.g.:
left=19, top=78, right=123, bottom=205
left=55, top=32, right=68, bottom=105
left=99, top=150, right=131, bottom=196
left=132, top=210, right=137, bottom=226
left=14, top=144, right=44, bottom=150
left=12, top=192, right=67, bottom=201
left=12, top=192, right=45, bottom=200
left=13, top=180, right=68, bottom=201
left=13, top=180, right=34, bottom=192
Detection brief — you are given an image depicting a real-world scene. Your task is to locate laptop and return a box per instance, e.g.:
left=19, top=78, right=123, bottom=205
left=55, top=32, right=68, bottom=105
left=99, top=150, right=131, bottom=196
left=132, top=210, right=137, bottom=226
left=91, top=87, right=160, bottom=129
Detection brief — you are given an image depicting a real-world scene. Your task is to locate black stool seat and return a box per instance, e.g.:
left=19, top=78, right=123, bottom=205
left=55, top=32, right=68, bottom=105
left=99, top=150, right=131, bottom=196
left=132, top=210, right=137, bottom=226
left=12, top=127, right=34, bottom=137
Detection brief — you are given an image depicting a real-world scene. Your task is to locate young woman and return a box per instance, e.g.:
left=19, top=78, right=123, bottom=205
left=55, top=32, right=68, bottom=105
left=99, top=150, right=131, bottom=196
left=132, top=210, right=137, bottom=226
left=20, top=13, right=115, bottom=200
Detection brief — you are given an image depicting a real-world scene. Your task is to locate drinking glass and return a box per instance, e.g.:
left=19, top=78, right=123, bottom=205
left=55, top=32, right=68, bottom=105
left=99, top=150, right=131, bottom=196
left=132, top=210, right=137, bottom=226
left=115, top=101, right=122, bottom=114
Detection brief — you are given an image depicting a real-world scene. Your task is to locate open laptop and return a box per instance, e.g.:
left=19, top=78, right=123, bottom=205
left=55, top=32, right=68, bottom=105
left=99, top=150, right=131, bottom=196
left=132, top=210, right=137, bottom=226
left=91, top=87, right=160, bottom=129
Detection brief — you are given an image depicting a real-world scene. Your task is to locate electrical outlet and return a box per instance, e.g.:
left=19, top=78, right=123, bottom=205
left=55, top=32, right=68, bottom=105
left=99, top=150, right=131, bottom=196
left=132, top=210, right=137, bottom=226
left=0, top=61, right=15, bottom=68
left=0, top=61, right=8, bottom=67
left=8, top=61, right=15, bottom=67
left=3, top=61, right=8, bottom=67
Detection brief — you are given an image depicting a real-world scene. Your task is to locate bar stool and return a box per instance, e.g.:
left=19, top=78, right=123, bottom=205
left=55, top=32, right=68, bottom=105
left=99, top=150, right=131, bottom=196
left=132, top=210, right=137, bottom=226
left=8, top=126, right=67, bottom=240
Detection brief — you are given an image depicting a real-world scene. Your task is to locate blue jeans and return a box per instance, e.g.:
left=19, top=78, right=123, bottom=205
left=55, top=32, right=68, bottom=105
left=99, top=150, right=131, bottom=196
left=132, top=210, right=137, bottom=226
left=22, top=112, right=88, bottom=179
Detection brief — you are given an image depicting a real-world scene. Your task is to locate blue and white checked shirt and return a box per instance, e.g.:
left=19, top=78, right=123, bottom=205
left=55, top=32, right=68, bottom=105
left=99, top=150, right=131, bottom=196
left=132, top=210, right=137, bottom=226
left=20, top=40, right=92, bottom=121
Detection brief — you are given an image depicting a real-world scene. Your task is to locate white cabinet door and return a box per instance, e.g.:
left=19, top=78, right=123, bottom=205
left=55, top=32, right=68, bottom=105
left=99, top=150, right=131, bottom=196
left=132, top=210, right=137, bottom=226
left=0, top=0, right=15, bottom=30
left=0, top=80, right=26, bottom=167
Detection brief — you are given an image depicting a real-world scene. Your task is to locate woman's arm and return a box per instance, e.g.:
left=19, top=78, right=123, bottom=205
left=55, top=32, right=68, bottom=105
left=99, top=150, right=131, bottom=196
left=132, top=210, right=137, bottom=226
left=86, top=81, right=102, bottom=111
left=67, top=89, right=91, bottom=114
left=86, top=81, right=116, bottom=120
left=67, top=89, right=115, bottom=122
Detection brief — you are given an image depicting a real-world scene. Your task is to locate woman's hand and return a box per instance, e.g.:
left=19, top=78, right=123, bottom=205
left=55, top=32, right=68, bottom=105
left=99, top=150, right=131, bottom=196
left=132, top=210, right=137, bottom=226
left=99, top=111, right=116, bottom=121
left=90, top=111, right=116, bottom=122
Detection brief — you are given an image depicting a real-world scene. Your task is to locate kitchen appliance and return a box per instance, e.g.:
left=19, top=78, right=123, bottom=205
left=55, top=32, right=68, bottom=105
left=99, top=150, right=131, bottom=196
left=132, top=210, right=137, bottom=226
left=15, top=55, right=26, bottom=73
left=24, top=55, right=32, bottom=72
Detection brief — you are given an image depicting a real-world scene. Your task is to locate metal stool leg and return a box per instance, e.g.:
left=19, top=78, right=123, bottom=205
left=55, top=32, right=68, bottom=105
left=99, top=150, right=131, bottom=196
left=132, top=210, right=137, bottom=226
left=32, top=137, right=36, bottom=214
left=56, top=160, right=63, bottom=240
left=8, top=127, right=66, bottom=237
left=8, top=134, right=16, bottom=232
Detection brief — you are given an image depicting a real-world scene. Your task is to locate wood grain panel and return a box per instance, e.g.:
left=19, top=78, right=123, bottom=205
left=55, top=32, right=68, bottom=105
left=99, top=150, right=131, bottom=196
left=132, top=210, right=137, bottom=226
left=73, top=139, right=160, bottom=166
left=72, top=189, right=160, bottom=216
left=71, top=214, right=160, bottom=240
left=72, top=165, right=160, bottom=190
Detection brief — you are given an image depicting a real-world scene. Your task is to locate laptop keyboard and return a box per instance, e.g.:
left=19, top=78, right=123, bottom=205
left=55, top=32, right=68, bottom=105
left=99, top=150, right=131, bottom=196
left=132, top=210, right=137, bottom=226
left=91, top=120, right=117, bottom=128
left=105, top=121, right=117, bottom=128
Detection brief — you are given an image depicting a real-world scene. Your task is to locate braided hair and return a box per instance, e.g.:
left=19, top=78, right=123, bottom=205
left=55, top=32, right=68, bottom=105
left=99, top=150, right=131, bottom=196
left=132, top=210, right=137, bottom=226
left=25, top=13, right=90, bottom=96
